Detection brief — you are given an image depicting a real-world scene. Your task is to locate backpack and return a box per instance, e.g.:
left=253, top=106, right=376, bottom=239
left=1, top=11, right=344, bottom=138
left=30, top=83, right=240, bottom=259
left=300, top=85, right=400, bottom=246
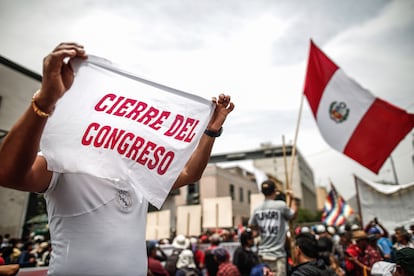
left=165, top=248, right=183, bottom=276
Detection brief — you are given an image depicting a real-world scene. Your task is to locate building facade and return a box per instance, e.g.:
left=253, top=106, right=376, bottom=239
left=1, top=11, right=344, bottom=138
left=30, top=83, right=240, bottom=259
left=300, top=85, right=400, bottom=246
left=157, top=164, right=259, bottom=233
left=0, top=55, right=42, bottom=237
left=209, top=145, right=318, bottom=212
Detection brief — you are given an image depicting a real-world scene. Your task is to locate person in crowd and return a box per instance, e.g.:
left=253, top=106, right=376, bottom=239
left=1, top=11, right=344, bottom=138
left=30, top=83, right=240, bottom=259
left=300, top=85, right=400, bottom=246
left=166, top=235, right=191, bottom=276
left=346, top=230, right=374, bottom=276
left=0, top=235, right=10, bottom=249
left=290, top=232, right=336, bottom=276
left=363, top=232, right=384, bottom=272
left=317, top=232, right=345, bottom=276
left=40, top=242, right=52, bottom=267
left=364, top=218, right=394, bottom=261
left=345, top=230, right=366, bottom=276
left=248, top=180, right=297, bottom=276
left=371, top=247, right=414, bottom=276
left=0, top=42, right=234, bottom=276
left=17, top=241, right=36, bottom=268
left=176, top=249, right=202, bottom=276
left=335, top=225, right=350, bottom=272
left=250, top=263, right=275, bottom=276
left=393, top=226, right=414, bottom=251
left=0, top=248, right=5, bottom=266
left=3, top=239, right=20, bottom=265
left=368, top=226, right=393, bottom=262
left=371, top=250, right=414, bottom=276
left=204, top=233, right=221, bottom=276
left=147, top=241, right=169, bottom=276
left=393, top=247, right=414, bottom=276
left=233, top=228, right=259, bottom=276
left=190, top=237, right=205, bottom=271
left=214, top=247, right=240, bottom=276
left=409, top=225, right=414, bottom=242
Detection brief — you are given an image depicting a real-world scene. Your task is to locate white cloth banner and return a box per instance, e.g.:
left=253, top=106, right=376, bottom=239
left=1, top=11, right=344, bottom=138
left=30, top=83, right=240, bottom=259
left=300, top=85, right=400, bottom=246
left=40, top=56, right=214, bottom=208
left=354, top=175, right=414, bottom=232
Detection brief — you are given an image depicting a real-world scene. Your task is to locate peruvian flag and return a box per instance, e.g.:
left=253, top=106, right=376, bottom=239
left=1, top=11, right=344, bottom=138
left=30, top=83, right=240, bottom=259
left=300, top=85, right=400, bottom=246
left=304, top=40, right=414, bottom=174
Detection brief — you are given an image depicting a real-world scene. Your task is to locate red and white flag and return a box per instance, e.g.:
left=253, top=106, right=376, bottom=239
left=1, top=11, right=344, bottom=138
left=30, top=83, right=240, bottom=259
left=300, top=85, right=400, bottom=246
left=304, top=40, right=414, bottom=174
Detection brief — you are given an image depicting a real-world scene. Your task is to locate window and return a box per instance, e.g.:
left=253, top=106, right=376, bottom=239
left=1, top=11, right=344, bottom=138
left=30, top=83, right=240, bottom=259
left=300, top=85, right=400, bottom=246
left=239, top=187, right=244, bottom=203
left=230, top=184, right=235, bottom=200
left=248, top=190, right=251, bottom=204
left=187, top=182, right=200, bottom=205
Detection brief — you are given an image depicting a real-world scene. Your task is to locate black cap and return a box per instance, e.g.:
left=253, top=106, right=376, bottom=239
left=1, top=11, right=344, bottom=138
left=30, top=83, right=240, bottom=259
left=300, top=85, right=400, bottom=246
left=261, top=180, right=276, bottom=196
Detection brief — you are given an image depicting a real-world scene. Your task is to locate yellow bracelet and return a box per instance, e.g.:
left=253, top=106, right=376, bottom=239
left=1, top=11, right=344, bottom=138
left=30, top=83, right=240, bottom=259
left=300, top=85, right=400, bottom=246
left=31, top=91, right=53, bottom=118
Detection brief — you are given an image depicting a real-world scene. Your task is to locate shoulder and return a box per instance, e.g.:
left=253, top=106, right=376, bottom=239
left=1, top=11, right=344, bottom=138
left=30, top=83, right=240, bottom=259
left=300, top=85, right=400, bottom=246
left=291, top=261, right=333, bottom=276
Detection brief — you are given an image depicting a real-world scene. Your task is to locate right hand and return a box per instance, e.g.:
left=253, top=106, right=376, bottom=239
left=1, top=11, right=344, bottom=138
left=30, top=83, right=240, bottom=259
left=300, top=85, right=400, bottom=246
left=37, top=42, right=87, bottom=111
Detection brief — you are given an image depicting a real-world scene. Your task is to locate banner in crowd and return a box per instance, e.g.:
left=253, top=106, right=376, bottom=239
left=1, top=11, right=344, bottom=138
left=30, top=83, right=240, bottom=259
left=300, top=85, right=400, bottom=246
left=176, top=205, right=202, bottom=237
left=202, top=197, right=233, bottom=229
left=303, top=40, right=414, bottom=174
left=354, top=175, right=414, bottom=232
left=322, top=183, right=353, bottom=226
left=40, top=56, right=214, bottom=208
left=146, top=209, right=171, bottom=240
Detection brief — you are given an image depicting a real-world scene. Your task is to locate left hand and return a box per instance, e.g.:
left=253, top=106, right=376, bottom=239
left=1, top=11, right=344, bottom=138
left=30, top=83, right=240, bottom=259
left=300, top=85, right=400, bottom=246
left=207, top=94, right=235, bottom=131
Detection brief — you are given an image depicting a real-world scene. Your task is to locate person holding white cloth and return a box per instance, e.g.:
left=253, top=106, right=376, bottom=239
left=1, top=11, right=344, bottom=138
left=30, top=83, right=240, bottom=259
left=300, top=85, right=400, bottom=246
left=0, top=42, right=234, bottom=276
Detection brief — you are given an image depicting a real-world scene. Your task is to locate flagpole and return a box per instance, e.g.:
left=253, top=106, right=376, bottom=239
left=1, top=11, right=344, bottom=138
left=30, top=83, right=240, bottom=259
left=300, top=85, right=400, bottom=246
left=282, top=135, right=296, bottom=265
left=389, top=155, right=400, bottom=185
left=288, top=93, right=305, bottom=194
left=282, top=135, right=289, bottom=193
left=353, top=175, right=364, bottom=227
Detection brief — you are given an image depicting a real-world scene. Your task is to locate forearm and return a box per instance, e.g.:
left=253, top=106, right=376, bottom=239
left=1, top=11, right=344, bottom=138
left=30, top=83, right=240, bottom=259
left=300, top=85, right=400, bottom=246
left=1, top=43, right=86, bottom=191
left=172, top=134, right=215, bottom=189
left=0, top=104, right=49, bottom=189
left=172, top=93, right=234, bottom=190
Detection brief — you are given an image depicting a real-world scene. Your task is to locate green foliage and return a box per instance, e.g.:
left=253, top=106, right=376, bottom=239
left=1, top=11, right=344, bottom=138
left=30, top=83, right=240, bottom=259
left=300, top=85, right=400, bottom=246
left=294, top=208, right=322, bottom=224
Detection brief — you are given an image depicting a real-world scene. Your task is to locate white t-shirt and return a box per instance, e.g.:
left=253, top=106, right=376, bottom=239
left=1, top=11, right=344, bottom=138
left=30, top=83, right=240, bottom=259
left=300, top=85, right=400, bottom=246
left=44, top=172, right=149, bottom=276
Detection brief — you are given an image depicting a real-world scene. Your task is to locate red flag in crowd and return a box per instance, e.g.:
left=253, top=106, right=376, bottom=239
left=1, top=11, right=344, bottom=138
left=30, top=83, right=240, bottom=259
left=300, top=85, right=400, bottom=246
left=303, top=40, right=414, bottom=174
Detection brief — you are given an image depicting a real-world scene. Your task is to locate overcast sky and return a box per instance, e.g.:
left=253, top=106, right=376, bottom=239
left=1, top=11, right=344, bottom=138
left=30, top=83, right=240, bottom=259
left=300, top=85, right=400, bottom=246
left=1, top=0, right=413, bottom=199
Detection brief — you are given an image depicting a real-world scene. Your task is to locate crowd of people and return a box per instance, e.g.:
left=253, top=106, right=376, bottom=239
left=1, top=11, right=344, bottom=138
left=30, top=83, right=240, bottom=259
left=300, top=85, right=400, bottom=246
left=0, top=42, right=413, bottom=276
left=0, top=232, right=51, bottom=275
left=144, top=179, right=414, bottom=276
left=1, top=190, right=414, bottom=276
left=145, top=220, right=414, bottom=276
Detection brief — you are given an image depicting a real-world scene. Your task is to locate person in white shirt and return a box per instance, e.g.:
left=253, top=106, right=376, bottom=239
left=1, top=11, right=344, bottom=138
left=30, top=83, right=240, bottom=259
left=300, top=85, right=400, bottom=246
left=0, top=42, right=234, bottom=276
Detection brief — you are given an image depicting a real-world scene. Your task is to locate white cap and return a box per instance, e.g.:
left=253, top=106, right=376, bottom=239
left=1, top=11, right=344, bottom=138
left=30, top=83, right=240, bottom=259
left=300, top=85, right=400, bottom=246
left=351, top=224, right=360, bottom=231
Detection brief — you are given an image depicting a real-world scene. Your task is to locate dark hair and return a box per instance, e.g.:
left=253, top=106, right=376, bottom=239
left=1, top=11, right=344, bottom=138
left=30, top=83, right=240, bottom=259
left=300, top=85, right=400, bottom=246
left=240, top=229, right=253, bottom=246
left=296, top=233, right=318, bottom=259
left=213, top=247, right=228, bottom=263
left=261, top=180, right=276, bottom=196
left=146, top=241, right=157, bottom=257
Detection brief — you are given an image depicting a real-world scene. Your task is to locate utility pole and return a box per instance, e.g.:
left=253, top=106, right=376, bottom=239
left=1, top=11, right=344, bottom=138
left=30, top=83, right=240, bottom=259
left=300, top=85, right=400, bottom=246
left=389, top=155, right=399, bottom=185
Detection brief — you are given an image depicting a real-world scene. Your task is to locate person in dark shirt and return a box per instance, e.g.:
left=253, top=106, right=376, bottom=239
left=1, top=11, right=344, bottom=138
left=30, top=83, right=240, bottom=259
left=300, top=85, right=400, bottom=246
left=290, top=233, right=336, bottom=276
left=233, top=229, right=259, bottom=276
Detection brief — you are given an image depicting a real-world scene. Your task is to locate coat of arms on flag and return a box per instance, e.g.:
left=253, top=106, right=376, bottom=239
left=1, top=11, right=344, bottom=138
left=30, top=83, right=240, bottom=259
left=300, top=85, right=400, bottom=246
left=322, top=183, right=354, bottom=226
